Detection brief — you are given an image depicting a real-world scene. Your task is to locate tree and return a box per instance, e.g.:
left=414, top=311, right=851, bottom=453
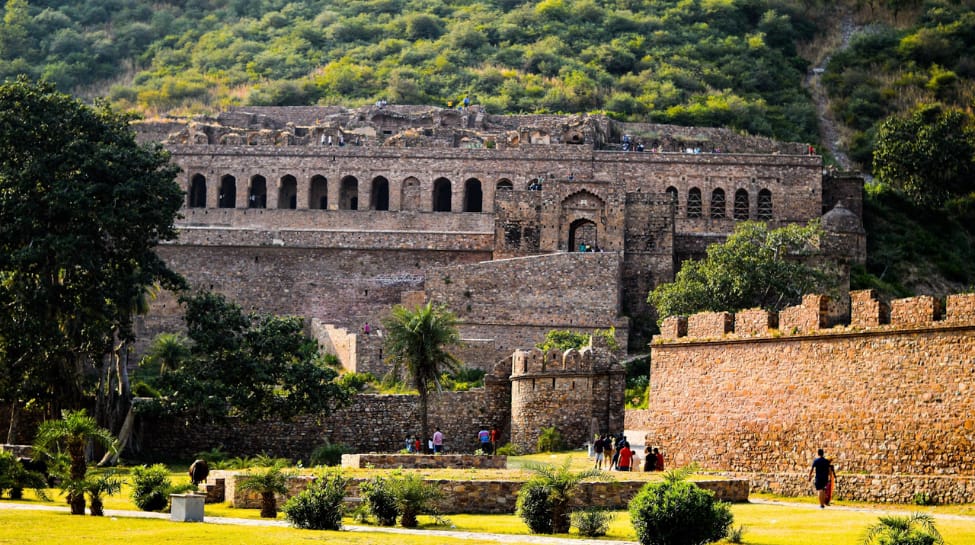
left=382, top=302, right=460, bottom=446
left=151, top=292, right=350, bottom=421
left=648, top=221, right=834, bottom=320
left=874, top=104, right=975, bottom=207
left=516, top=459, right=606, bottom=534
left=0, top=78, right=185, bottom=440
left=861, top=513, right=945, bottom=545
left=629, top=466, right=733, bottom=545
left=32, top=409, right=117, bottom=515
left=238, top=463, right=293, bottom=519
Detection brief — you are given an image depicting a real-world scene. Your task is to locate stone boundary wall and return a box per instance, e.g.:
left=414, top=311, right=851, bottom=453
left=222, top=472, right=749, bottom=512
left=631, top=290, right=975, bottom=502
left=733, top=472, right=975, bottom=505
left=341, top=454, right=507, bottom=470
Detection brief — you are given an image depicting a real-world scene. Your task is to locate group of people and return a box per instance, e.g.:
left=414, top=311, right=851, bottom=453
left=404, top=426, right=446, bottom=454
left=591, top=433, right=665, bottom=472
left=477, top=426, right=501, bottom=454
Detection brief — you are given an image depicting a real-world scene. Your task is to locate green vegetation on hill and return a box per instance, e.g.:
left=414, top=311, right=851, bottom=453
left=0, top=0, right=820, bottom=142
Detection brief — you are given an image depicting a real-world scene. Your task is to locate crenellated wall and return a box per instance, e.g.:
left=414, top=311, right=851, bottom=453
left=628, top=290, right=975, bottom=502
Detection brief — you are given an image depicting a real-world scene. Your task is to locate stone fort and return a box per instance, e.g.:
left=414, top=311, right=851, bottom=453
left=121, top=105, right=975, bottom=502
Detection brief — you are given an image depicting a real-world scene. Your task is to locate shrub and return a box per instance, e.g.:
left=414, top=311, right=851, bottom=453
left=495, top=443, right=522, bottom=456
left=310, top=443, right=351, bottom=467
left=536, top=426, right=564, bottom=453
left=516, top=480, right=553, bottom=534
left=130, top=464, right=172, bottom=512
left=387, top=471, right=442, bottom=528
left=572, top=507, right=613, bottom=537
left=629, top=468, right=733, bottom=545
left=912, top=492, right=935, bottom=506
left=361, top=475, right=398, bottom=526
left=861, top=513, right=945, bottom=545
left=283, top=471, right=348, bottom=530
left=0, top=451, right=47, bottom=500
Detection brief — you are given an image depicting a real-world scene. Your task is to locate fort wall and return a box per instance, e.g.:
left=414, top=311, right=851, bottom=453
left=628, top=291, right=975, bottom=501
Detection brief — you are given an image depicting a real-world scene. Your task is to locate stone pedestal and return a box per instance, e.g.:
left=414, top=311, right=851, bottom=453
left=170, top=494, right=205, bottom=522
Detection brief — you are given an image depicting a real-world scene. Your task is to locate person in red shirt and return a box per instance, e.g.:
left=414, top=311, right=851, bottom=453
left=616, top=441, right=634, bottom=471
left=489, top=427, right=499, bottom=455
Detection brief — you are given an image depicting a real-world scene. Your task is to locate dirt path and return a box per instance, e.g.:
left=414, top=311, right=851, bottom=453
left=804, top=12, right=859, bottom=170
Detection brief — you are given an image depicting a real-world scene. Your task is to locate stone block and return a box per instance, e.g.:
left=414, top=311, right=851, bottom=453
left=687, top=312, right=733, bottom=338
left=659, top=316, right=687, bottom=339
left=170, top=494, right=205, bottom=522
left=945, top=293, right=975, bottom=323
left=734, top=308, right=777, bottom=336
left=890, top=295, right=940, bottom=326
left=851, top=289, right=886, bottom=327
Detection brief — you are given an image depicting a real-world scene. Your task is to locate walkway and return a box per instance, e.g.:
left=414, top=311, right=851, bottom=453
left=0, top=502, right=636, bottom=545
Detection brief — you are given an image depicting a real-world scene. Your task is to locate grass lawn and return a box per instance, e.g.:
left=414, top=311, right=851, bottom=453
left=3, top=450, right=974, bottom=545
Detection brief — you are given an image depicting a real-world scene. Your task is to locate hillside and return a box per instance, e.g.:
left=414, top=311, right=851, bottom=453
left=1, top=0, right=973, bottom=297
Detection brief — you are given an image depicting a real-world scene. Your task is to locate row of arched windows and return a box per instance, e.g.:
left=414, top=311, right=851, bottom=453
left=665, top=187, right=773, bottom=221
left=187, top=174, right=510, bottom=212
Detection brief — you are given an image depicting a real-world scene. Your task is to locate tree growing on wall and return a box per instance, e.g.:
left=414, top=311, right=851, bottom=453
left=382, top=302, right=460, bottom=449
left=148, top=291, right=351, bottom=421
left=0, top=78, right=184, bottom=442
left=648, top=221, right=835, bottom=320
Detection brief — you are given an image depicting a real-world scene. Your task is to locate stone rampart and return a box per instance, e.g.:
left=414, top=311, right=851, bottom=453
left=733, top=471, right=975, bottom=504
left=631, top=290, right=975, bottom=501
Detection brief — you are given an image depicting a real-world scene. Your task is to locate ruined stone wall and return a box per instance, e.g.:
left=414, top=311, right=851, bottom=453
left=133, top=358, right=513, bottom=460
left=627, top=292, right=975, bottom=501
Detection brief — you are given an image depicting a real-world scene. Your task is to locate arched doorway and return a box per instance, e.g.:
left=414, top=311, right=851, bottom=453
left=249, top=175, right=267, bottom=208
left=569, top=219, right=598, bottom=252
left=278, top=175, right=297, bottom=209
left=188, top=174, right=207, bottom=208
left=218, top=175, right=236, bottom=208
left=340, top=176, right=358, bottom=210
left=463, top=178, right=483, bottom=212
left=433, top=177, right=452, bottom=212
left=310, top=175, right=327, bottom=209
left=371, top=177, right=389, bottom=211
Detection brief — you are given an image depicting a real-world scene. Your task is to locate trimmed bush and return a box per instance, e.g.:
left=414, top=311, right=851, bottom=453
left=361, top=475, right=398, bottom=526
left=572, top=507, right=613, bottom=537
left=310, top=443, right=351, bottom=467
left=130, top=464, right=172, bottom=512
left=516, top=480, right=553, bottom=534
left=283, top=471, right=348, bottom=530
left=629, top=470, right=733, bottom=545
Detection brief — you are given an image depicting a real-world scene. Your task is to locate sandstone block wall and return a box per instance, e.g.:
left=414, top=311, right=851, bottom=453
left=631, top=291, right=975, bottom=501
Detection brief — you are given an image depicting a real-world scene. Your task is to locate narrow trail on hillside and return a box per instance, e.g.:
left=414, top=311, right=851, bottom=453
left=804, top=13, right=860, bottom=171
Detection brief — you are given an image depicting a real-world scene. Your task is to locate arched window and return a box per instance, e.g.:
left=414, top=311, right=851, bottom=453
left=687, top=187, right=702, bottom=218
left=433, top=178, right=452, bottom=212
left=309, top=175, right=327, bottom=209
left=710, top=188, right=726, bottom=219
left=188, top=174, right=207, bottom=208
left=734, top=189, right=749, bottom=220
left=340, top=176, right=358, bottom=210
left=496, top=179, right=514, bottom=191
left=665, top=186, right=678, bottom=204
left=463, top=178, right=482, bottom=212
left=218, top=175, right=236, bottom=208
left=758, top=189, right=773, bottom=221
left=371, top=177, right=389, bottom=211
left=278, top=175, right=297, bottom=209
left=249, top=175, right=267, bottom=209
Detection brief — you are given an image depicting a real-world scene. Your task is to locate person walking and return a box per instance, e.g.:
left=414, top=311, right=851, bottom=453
left=433, top=427, right=444, bottom=454
left=808, top=448, right=836, bottom=508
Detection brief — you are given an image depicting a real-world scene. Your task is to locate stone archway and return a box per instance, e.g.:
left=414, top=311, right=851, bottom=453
left=560, top=190, right=605, bottom=252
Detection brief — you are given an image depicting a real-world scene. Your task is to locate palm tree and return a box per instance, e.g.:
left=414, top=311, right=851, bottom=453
left=382, top=302, right=460, bottom=448
left=32, top=409, right=117, bottom=515
left=520, top=458, right=607, bottom=534
left=79, top=469, right=123, bottom=516
left=861, top=513, right=945, bottom=545
left=237, top=463, right=292, bottom=518
left=142, top=332, right=190, bottom=376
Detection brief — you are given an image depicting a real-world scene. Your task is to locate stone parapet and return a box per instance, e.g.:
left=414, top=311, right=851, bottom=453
left=890, top=295, right=941, bottom=326
left=779, top=294, right=828, bottom=333
left=658, top=316, right=688, bottom=340
left=851, top=289, right=886, bottom=327
left=341, top=453, right=507, bottom=469
left=687, top=312, right=733, bottom=338
left=945, top=293, right=975, bottom=323
left=734, top=309, right=777, bottom=336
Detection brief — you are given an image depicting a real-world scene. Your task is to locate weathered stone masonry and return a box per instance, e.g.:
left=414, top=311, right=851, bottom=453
left=628, top=291, right=975, bottom=503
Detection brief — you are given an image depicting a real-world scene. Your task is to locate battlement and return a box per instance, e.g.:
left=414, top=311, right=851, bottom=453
left=656, top=290, right=975, bottom=342
left=510, top=347, right=596, bottom=376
